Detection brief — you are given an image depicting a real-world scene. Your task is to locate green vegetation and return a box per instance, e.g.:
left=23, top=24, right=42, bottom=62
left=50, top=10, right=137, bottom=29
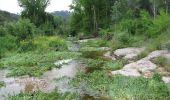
left=0, top=0, right=170, bottom=99
left=71, top=71, right=170, bottom=100
left=8, top=91, right=77, bottom=100
left=152, top=56, right=170, bottom=72
left=0, top=51, right=80, bottom=77
left=0, top=81, right=5, bottom=88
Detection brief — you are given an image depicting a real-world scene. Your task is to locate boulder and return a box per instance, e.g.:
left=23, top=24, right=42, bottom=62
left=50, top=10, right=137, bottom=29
left=112, top=60, right=157, bottom=77
left=142, top=50, right=168, bottom=60
left=111, top=69, right=141, bottom=77
left=114, top=47, right=144, bottom=60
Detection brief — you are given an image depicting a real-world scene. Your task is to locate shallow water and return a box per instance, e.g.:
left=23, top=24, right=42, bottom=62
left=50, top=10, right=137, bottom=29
left=0, top=59, right=83, bottom=99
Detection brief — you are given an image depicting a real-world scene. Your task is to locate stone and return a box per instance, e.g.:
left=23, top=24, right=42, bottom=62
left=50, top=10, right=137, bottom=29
left=114, top=47, right=144, bottom=60
left=111, top=69, right=141, bottom=77
left=142, top=50, right=168, bottom=60
left=112, top=60, right=157, bottom=77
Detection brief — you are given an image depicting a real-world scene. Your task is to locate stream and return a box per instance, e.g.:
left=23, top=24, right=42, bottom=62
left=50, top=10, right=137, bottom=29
left=0, top=38, right=110, bottom=100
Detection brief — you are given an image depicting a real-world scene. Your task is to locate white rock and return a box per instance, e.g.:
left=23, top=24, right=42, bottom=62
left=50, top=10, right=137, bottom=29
left=114, top=47, right=144, bottom=60
left=142, top=50, right=168, bottom=60
left=111, top=69, right=141, bottom=77
left=123, top=60, right=157, bottom=72
left=136, top=60, right=157, bottom=73
left=112, top=60, right=157, bottom=77
left=162, top=77, right=170, bottom=84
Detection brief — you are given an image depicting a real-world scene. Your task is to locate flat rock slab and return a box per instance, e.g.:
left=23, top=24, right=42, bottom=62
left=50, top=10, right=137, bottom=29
left=142, top=50, right=168, bottom=60
left=114, top=47, right=144, bottom=60
left=112, top=60, right=157, bottom=77
left=111, top=69, right=141, bottom=77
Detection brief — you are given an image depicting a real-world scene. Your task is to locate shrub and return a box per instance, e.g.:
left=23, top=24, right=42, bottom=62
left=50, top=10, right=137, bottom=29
left=0, top=81, right=5, bottom=88
left=19, top=40, right=37, bottom=52
left=4, top=19, right=37, bottom=41
left=0, top=35, right=17, bottom=58
left=147, top=9, right=170, bottom=37
left=49, top=39, right=67, bottom=51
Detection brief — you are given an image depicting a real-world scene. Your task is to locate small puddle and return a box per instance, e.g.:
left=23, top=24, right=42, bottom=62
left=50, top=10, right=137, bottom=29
left=0, top=59, right=83, bottom=99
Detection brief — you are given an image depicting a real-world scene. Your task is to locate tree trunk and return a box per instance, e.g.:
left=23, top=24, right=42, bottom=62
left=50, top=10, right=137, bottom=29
left=153, top=0, right=156, bottom=20
left=93, top=5, right=97, bottom=32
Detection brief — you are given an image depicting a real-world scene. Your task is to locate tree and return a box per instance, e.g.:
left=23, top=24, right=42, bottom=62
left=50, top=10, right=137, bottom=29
left=149, top=0, right=164, bottom=19
left=70, top=0, right=115, bottom=34
left=18, top=0, right=51, bottom=26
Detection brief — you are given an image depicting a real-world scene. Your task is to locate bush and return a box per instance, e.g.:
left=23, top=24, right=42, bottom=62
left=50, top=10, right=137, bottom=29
left=19, top=41, right=37, bottom=52
left=147, top=9, right=170, bottom=37
left=4, top=19, right=38, bottom=41
left=0, top=35, right=17, bottom=58
left=49, top=39, right=67, bottom=51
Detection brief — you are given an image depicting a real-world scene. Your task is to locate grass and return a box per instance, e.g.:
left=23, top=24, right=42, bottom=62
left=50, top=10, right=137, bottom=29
left=8, top=91, right=78, bottom=100
left=152, top=56, right=170, bottom=72
left=0, top=36, right=81, bottom=77
left=80, top=38, right=109, bottom=48
left=0, top=51, right=81, bottom=77
left=71, top=71, right=170, bottom=100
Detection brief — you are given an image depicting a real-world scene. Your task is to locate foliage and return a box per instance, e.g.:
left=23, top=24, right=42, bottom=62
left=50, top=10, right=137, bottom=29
left=147, top=9, right=170, bottom=37
left=19, top=40, right=37, bottom=52
left=80, top=38, right=108, bottom=47
left=0, top=35, right=17, bottom=58
left=34, top=36, right=67, bottom=51
left=49, top=40, right=67, bottom=51
left=0, top=81, right=5, bottom=88
left=18, top=0, right=50, bottom=27
left=70, top=0, right=115, bottom=34
left=4, top=19, right=37, bottom=41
